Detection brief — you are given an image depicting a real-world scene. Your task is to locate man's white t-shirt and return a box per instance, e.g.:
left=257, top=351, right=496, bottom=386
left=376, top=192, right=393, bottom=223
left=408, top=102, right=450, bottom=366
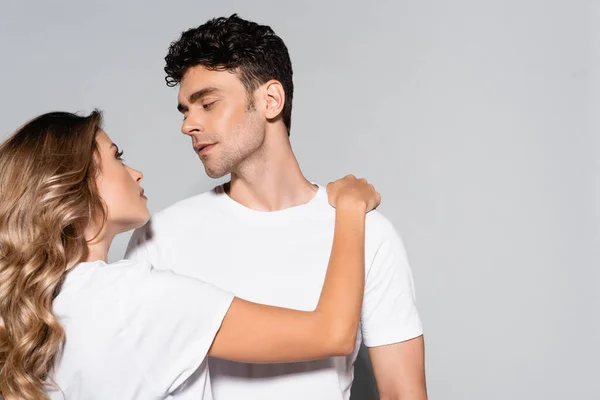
left=49, top=259, right=234, bottom=400
left=126, top=184, right=423, bottom=400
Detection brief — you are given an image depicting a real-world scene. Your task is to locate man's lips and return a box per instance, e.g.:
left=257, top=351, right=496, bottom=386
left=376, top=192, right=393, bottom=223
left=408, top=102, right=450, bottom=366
left=194, top=143, right=216, bottom=155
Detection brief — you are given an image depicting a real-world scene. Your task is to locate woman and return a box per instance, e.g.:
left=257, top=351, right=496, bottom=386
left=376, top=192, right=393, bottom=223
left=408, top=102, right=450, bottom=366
left=0, top=110, right=380, bottom=400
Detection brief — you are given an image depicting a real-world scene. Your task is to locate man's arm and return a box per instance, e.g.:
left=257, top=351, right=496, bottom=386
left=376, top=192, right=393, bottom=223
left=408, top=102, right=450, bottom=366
left=368, top=336, right=427, bottom=400
left=360, top=213, right=427, bottom=399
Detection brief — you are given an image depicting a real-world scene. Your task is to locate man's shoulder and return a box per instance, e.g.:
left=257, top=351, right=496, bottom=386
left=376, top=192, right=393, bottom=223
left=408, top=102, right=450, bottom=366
left=365, top=209, right=401, bottom=244
left=311, top=181, right=401, bottom=243
left=150, top=185, right=223, bottom=224
left=127, top=186, right=223, bottom=253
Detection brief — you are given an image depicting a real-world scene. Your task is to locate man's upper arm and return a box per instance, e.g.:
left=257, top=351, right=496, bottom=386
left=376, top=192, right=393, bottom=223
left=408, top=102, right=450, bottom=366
left=361, top=219, right=426, bottom=398
left=368, top=337, right=427, bottom=399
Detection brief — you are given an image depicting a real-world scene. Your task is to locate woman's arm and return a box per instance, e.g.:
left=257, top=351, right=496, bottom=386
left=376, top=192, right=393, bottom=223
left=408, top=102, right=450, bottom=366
left=209, top=175, right=380, bottom=363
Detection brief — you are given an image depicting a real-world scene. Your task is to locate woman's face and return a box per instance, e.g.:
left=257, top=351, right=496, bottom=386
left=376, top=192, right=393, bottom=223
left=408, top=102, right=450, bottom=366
left=94, top=130, right=150, bottom=234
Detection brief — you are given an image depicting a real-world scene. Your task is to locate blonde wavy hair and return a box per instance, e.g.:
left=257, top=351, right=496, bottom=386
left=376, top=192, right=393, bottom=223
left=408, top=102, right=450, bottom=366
left=0, top=110, right=106, bottom=399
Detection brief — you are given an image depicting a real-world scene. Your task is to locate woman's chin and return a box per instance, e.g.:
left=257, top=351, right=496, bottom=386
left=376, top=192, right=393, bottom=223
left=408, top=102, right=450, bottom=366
left=134, top=214, right=151, bottom=230
left=119, top=215, right=151, bottom=235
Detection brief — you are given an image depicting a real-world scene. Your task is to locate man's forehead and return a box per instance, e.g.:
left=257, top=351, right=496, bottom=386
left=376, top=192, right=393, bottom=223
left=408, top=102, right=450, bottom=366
left=180, top=70, right=217, bottom=94
left=178, top=70, right=242, bottom=102
left=182, top=66, right=226, bottom=86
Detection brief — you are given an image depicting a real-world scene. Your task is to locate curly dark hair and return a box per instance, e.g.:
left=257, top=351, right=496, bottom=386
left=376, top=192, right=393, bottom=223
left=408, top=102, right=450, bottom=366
left=165, top=14, right=294, bottom=134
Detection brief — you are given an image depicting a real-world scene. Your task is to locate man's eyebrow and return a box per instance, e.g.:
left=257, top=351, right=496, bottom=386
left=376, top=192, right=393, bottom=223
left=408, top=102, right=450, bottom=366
left=177, top=87, right=220, bottom=113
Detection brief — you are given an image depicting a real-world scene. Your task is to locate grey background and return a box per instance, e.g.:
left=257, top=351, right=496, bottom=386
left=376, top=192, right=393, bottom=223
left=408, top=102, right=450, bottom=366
left=1, top=0, right=598, bottom=399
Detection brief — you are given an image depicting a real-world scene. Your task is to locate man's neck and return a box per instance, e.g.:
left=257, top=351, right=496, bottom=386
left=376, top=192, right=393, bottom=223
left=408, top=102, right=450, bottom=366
left=227, top=132, right=317, bottom=211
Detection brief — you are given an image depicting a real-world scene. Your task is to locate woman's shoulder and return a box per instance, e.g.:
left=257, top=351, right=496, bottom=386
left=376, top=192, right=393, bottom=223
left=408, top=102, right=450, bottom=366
left=60, top=259, right=158, bottom=297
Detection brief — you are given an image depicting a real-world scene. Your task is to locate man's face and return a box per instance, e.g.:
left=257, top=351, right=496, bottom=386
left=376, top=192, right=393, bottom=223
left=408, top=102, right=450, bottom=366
left=177, top=66, right=266, bottom=178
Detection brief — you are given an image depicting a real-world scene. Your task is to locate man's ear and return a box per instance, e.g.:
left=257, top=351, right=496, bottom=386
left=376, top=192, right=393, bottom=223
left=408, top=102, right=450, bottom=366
left=262, top=80, right=285, bottom=120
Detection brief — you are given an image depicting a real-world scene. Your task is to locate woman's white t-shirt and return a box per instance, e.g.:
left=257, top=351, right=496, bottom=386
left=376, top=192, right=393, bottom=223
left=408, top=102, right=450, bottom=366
left=48, top=259, right=234, bottom=399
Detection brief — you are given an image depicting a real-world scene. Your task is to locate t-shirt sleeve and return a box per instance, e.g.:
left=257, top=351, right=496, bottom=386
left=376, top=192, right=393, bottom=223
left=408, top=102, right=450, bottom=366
left=361, top=226, right=423, bottom=347
left=120, top=261, right=234, bottom=395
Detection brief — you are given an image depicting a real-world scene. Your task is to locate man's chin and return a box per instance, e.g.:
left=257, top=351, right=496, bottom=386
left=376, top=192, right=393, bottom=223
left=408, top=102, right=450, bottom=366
left=204, top=166, right=230, bottom=179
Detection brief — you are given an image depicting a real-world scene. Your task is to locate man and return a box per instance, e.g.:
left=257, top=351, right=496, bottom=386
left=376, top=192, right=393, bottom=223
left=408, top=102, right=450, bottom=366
left=126, top=14, right=427, bottom=400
